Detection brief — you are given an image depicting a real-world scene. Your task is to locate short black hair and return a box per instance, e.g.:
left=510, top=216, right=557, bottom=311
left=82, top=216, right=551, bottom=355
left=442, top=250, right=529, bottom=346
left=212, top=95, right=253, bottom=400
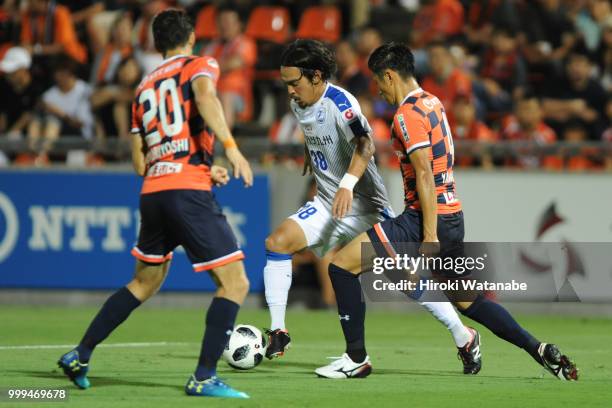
left=52, top=54, right=79, bottom=76
left=152, top=9, right=193, bottom=55
left=281, top=39, right=337, bottom=82
left=368, top=42, right=415, bottom=79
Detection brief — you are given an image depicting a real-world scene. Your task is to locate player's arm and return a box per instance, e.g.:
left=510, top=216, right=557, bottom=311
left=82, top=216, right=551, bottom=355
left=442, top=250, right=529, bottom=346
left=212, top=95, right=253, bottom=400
left=191, top=76, right=253, bottom=187
left=332, top=133, right=375, bottom=219
left=410, top=147, right=439, bottom=255
left=131, top=133, right=146, bottom=176
left=302, top=144, right=313, bottom=176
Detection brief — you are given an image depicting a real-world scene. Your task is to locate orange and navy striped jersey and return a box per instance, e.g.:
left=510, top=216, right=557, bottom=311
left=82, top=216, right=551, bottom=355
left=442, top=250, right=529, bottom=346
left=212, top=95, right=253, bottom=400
left=391, top=87, right=461, bottom=214
left=131, top=54, right=220, bottom=195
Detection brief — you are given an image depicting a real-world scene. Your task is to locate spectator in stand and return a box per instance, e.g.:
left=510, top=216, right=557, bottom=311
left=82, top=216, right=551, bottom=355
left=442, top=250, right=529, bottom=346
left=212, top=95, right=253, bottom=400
left=202, top=6, right=256, bottom=129
left=55, top=0, right=105, bottom=51
left=356, top=94, right=397, bottom=169
left=475, top=25, right=527, bottom=118
left=542, top=48, right=608, bottom=140
left=410, top=0, right=464, bottom=49
left=603, top=97, right=612, bottom=170
left=90, top=56, right=141, bottom=149
left=463, top=0, right=520, bottom=52
left=28, top=56, right=95, bottom=164
left=574, top=0, right=611, bottom=53
left=0, top=0, right=19, bottom=57
left=558, top=120, right=602, bottom=171
left=20, top=0, right=88, bottom=68
left=518, top=0, right=576, bottom=93
left=0, top=47, right=43, bottom=142
left=602, top=96, right=612, bottom=141
left=133, top=0, right=167, bottom=74
left=90, top=11, right=133, bottom=86
left=421, top=41, right=473, bottom=123
left=595, top=16, right=612, bottom=92
left=355, top=25, right=382, bottom=71
left=501, top=93, right=558, bottom=169
left=336, top=40, right=369, bottom=97
left=451, top=94, right=497, bottom=168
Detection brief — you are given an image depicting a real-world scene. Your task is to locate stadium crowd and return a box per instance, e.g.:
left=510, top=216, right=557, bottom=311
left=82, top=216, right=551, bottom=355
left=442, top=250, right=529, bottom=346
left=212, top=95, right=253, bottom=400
left=0, top=0, right=610, bottom=170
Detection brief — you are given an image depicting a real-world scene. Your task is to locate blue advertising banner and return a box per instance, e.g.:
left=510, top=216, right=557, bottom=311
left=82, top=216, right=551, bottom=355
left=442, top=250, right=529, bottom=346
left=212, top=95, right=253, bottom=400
left=0, top=169, right=269, bottom=291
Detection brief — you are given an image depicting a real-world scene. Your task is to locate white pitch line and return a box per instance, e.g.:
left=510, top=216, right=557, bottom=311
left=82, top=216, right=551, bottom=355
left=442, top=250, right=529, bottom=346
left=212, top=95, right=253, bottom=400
left=0, top=342, right=193, bottom=350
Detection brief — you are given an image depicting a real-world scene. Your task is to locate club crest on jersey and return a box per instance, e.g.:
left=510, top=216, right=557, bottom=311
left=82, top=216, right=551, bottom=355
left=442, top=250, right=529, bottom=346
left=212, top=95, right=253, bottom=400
left=344, top=109, right=354, bottom=120
left=397, top=114, right=409, bottom=142
left=316, top=108, right=326, bottom=124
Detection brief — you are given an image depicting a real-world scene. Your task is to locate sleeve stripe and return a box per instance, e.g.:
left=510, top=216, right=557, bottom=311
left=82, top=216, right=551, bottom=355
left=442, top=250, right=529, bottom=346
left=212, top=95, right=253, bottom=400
left=131, top=128, right=141, bottom=133
left=406, top=141, right=431, bottom=155
left=190, top=72, right=215, bottom=82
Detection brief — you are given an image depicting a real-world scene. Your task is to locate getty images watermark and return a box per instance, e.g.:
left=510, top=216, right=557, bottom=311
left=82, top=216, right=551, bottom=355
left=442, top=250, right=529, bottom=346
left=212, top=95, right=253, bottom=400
left=370, top=253, right=528, bottom=293
left=354, top=241, right=606, bottom=303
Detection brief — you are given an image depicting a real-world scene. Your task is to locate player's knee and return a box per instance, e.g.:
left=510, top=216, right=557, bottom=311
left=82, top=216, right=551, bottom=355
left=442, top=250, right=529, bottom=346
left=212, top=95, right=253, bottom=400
left=330, top=253, right=360, bottom=275
left=265, top=233, right=290, bottom=254
left=133, top=263, right=166, bottom=290
left=225, top=274, right=250, bottom=298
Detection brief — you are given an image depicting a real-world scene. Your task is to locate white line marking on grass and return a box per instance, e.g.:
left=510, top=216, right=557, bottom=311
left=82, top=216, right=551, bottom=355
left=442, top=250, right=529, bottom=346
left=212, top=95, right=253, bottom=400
left=0, top=342, right=194, bottom=350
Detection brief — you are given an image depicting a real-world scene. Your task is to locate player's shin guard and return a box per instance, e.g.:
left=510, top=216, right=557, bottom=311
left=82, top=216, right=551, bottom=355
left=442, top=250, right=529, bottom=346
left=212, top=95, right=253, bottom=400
left=195, top=297, right=240, bottom=381
left=329, top=263, right=366, bottom=363
left=419, top=301, right=472, bottom=347
left=460, top=294, right=540, bottom=361
left=263, top=251, right=292, bottom=330
left=77, top=287, right=141, bottom=362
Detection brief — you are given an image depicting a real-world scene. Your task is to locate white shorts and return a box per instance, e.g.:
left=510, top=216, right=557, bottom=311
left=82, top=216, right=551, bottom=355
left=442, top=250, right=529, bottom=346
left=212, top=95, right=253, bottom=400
left=289, top=196, right=394, bottom=257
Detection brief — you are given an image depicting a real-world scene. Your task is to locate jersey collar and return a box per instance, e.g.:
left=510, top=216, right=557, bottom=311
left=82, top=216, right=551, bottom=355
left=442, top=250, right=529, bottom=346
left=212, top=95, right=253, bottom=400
left=399, top=87, right=423, bottom=105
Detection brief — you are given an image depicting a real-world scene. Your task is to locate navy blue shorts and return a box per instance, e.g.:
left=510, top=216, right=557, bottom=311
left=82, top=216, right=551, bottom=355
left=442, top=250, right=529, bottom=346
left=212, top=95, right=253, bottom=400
left=131, top=190, right=244, bottom=272
left=367, top=209, right=467, bottom=277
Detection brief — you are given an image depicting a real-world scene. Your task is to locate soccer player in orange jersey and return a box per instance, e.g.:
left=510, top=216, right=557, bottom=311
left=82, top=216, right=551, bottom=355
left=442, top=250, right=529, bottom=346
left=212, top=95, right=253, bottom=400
left=315, top=42, right=578, bottom=381
left=58, top=10, right=253, bottom=398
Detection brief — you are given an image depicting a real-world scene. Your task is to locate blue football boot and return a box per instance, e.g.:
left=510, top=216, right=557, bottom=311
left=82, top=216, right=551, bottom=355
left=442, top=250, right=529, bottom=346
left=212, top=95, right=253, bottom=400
left=185, top=375, right=249, bottom=399
left=57, top=350, right=90, bottom=389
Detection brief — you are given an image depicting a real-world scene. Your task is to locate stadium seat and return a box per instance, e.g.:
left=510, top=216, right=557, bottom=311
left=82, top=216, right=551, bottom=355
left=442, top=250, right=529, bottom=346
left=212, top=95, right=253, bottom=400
left=194, top=5, right=217, bottom=40
left=245, top=6, right=290, bottom=44
left=295, top=6, right=341, bottom=43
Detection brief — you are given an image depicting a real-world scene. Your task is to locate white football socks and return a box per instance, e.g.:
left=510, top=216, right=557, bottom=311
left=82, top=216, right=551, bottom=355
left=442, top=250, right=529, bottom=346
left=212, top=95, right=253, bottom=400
left=263, top=253, right=293, bottom=330
left=419, top=301, right=472, bottom=347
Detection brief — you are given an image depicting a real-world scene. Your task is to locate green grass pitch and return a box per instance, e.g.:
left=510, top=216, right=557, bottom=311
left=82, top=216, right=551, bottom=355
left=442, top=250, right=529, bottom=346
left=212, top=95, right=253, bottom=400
left=1, top=306, right=610, bottom=407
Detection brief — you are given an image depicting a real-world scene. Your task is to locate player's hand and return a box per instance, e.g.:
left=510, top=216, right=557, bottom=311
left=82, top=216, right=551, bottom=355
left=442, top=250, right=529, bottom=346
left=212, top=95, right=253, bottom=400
left=225, top=147, right=253, bottom=187
left=211, top=165, right=230, bottom=186
left=419, top=239, right=440, bottom=258
left=332, top=188, right=353, bottom=219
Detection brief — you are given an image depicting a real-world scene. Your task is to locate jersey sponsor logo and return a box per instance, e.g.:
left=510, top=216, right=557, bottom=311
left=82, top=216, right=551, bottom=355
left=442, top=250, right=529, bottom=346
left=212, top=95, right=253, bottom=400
left=145, top=138, right=190, bottom=164
left=316, top=108, right=326, bottom=124
left=146, top=162, right=183, bottom=177
left=344, top=109, right=354, bottom=120
left=397, top=114, right=409, bottom=142
left=305, top=134, right=334, bottom=146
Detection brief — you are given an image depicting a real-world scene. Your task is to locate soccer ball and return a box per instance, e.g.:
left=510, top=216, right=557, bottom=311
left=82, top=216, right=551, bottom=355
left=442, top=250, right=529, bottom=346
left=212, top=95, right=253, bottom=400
left=222, top=324, right=267, bottom=370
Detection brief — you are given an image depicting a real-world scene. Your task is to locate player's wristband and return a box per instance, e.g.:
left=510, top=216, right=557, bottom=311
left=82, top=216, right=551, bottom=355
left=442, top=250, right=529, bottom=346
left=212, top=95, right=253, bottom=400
left=223, top=138, right=237, bottom=149
left=339, top=174, right=359, bottom=191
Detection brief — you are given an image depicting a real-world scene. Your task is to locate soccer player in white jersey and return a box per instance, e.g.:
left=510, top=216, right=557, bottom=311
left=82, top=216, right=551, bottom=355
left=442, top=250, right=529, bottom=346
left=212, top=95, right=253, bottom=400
left=263, top=39, right=482, bottom=375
